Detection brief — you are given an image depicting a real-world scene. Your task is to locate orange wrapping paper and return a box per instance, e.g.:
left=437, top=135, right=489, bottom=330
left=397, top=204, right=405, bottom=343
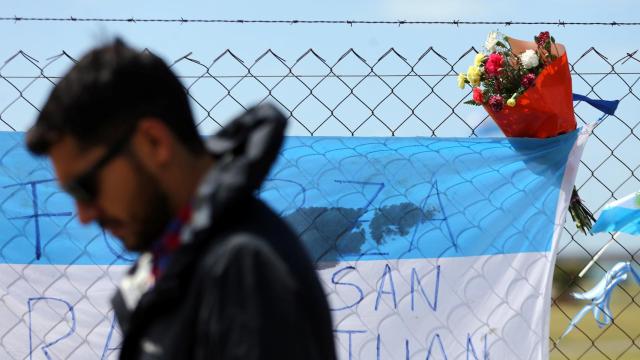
left=483, top=39, right=577, bottom=138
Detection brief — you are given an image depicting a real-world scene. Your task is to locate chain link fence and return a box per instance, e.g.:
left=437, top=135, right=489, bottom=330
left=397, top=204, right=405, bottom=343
left=1, top=46, right=640, bottom=359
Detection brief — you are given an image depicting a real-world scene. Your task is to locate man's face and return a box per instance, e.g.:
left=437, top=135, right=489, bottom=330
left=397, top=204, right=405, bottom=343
left=48, top=135, right=172, bottom=251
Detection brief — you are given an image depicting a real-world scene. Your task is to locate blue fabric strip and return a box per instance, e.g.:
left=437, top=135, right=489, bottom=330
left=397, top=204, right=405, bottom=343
left=561, top=262, right=640, bottom=339
left=572, top=93, right=619, bottom=116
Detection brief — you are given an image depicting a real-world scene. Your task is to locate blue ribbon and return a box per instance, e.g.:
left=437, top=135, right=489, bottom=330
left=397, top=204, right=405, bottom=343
left=560, top=262, right=640, bottom=339
left=572, top=93, right=620, bottom=116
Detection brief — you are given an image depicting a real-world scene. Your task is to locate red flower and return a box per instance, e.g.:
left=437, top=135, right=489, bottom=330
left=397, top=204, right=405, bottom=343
left=472, top=87, right=484, bottom=104
left=485, top=53, right=504, bottom=77
left=536, top=31, right=550, bottom=47
left=488, top=95, right=504, bottom=112
left=521, top=73, right=536, bottom=89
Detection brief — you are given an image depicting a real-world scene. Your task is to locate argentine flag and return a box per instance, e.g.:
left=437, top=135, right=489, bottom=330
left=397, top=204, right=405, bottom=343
left=563, top=192, right=640, bottom=340
left=592, top=191, right=640, bottom=235
left=0, top=127, right=591, bottom=359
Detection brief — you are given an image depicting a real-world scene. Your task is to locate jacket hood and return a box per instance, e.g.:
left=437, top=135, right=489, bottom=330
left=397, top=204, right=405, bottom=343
left=188, top=104, right=287, bottom=235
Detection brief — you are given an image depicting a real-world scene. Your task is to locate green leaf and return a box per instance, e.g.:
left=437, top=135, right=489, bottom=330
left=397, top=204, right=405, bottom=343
left=463, top=100, right=481, bottom=106
left=495, top=41, right=508, bottom=49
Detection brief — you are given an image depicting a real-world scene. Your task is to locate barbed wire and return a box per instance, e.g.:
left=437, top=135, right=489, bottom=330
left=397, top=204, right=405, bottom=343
left=0, top=16, right=639, bottom=26
left=1, top=72, right=639, bottom=84
left=3, top=72, right=640, bottom=79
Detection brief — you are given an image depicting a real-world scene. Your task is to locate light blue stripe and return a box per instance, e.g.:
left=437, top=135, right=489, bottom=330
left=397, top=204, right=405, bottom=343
left=264, top=132, right=577, bottom=262
left=0, top=130, right=578, bottom=265
left=592, top=207, right=640, bottom=235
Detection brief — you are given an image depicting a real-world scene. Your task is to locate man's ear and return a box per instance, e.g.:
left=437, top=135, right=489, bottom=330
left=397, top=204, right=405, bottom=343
left=132, top=117, right=173, bottom=169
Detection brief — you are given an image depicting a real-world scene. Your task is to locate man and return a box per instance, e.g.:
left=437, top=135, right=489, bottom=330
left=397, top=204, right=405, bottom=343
left=26, top=39, right=337, bottom=360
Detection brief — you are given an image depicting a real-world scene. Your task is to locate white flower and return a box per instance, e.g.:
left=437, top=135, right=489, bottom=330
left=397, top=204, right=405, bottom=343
left=485, top=32, right=499, bottom=52
left=520, top=49, right=540, bottom=69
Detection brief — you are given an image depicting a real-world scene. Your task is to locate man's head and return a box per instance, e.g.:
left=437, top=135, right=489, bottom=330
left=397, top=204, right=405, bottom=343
left=27, top=39, right=208, bottom=251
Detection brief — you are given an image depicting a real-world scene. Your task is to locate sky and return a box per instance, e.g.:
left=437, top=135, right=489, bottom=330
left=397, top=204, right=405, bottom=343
left=1, top=0, right=638, bottom=136
left=1, top=0, right=637, bottom=69
left=1, top=0, right=639, bottom=260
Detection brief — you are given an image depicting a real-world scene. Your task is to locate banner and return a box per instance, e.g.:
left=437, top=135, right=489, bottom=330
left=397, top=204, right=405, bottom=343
left=0, top=129, right=588, bottom=359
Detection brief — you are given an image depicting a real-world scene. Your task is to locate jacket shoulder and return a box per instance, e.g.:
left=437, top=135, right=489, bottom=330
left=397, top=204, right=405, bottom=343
left=198, top=232, right=296, bottom=288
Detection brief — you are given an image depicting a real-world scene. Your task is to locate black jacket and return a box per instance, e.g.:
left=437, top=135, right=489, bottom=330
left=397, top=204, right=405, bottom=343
left=112, top=105, right=337, bottom=360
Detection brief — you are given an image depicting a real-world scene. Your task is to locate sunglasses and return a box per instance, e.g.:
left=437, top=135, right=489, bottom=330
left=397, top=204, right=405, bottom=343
left=62, top=134, right=132, bottom=203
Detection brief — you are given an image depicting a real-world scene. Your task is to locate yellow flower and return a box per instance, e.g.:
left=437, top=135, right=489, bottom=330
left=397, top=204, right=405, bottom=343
left=457, top=73, right=466, bottom=89
left=474, top=53, right=485, bottom=66
left=507, top=97, right=516, bottom=107
left=467, top=65, right=481, bottom=86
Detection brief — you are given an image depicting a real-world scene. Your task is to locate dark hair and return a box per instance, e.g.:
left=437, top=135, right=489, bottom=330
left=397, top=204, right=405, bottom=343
left=26, top=38, right=205, bottom=155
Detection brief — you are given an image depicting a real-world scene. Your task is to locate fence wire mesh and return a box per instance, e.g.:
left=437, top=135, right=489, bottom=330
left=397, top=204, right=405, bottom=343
left=1, top=46, right=640, bottom=359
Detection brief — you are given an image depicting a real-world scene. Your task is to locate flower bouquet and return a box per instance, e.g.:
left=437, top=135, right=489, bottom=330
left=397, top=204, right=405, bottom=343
left=458, top=31, right=595, bottom=233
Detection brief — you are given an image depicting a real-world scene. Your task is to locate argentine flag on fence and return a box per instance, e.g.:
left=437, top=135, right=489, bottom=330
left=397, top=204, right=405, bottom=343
left=561, top=190, right=640, bottom=339
left=592, top=191, right=640, bottom=235
left=0, top=127, right=590, bottom=359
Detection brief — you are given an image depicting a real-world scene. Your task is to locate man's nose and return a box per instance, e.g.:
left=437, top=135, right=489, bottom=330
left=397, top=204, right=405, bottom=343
left=76, top=201, right=100, bottom=224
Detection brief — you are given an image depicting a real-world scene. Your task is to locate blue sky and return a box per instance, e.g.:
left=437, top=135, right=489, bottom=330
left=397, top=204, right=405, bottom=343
left=2, top=0, right=637, bottom=137
left=1, top=0, right=637, bottom=65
